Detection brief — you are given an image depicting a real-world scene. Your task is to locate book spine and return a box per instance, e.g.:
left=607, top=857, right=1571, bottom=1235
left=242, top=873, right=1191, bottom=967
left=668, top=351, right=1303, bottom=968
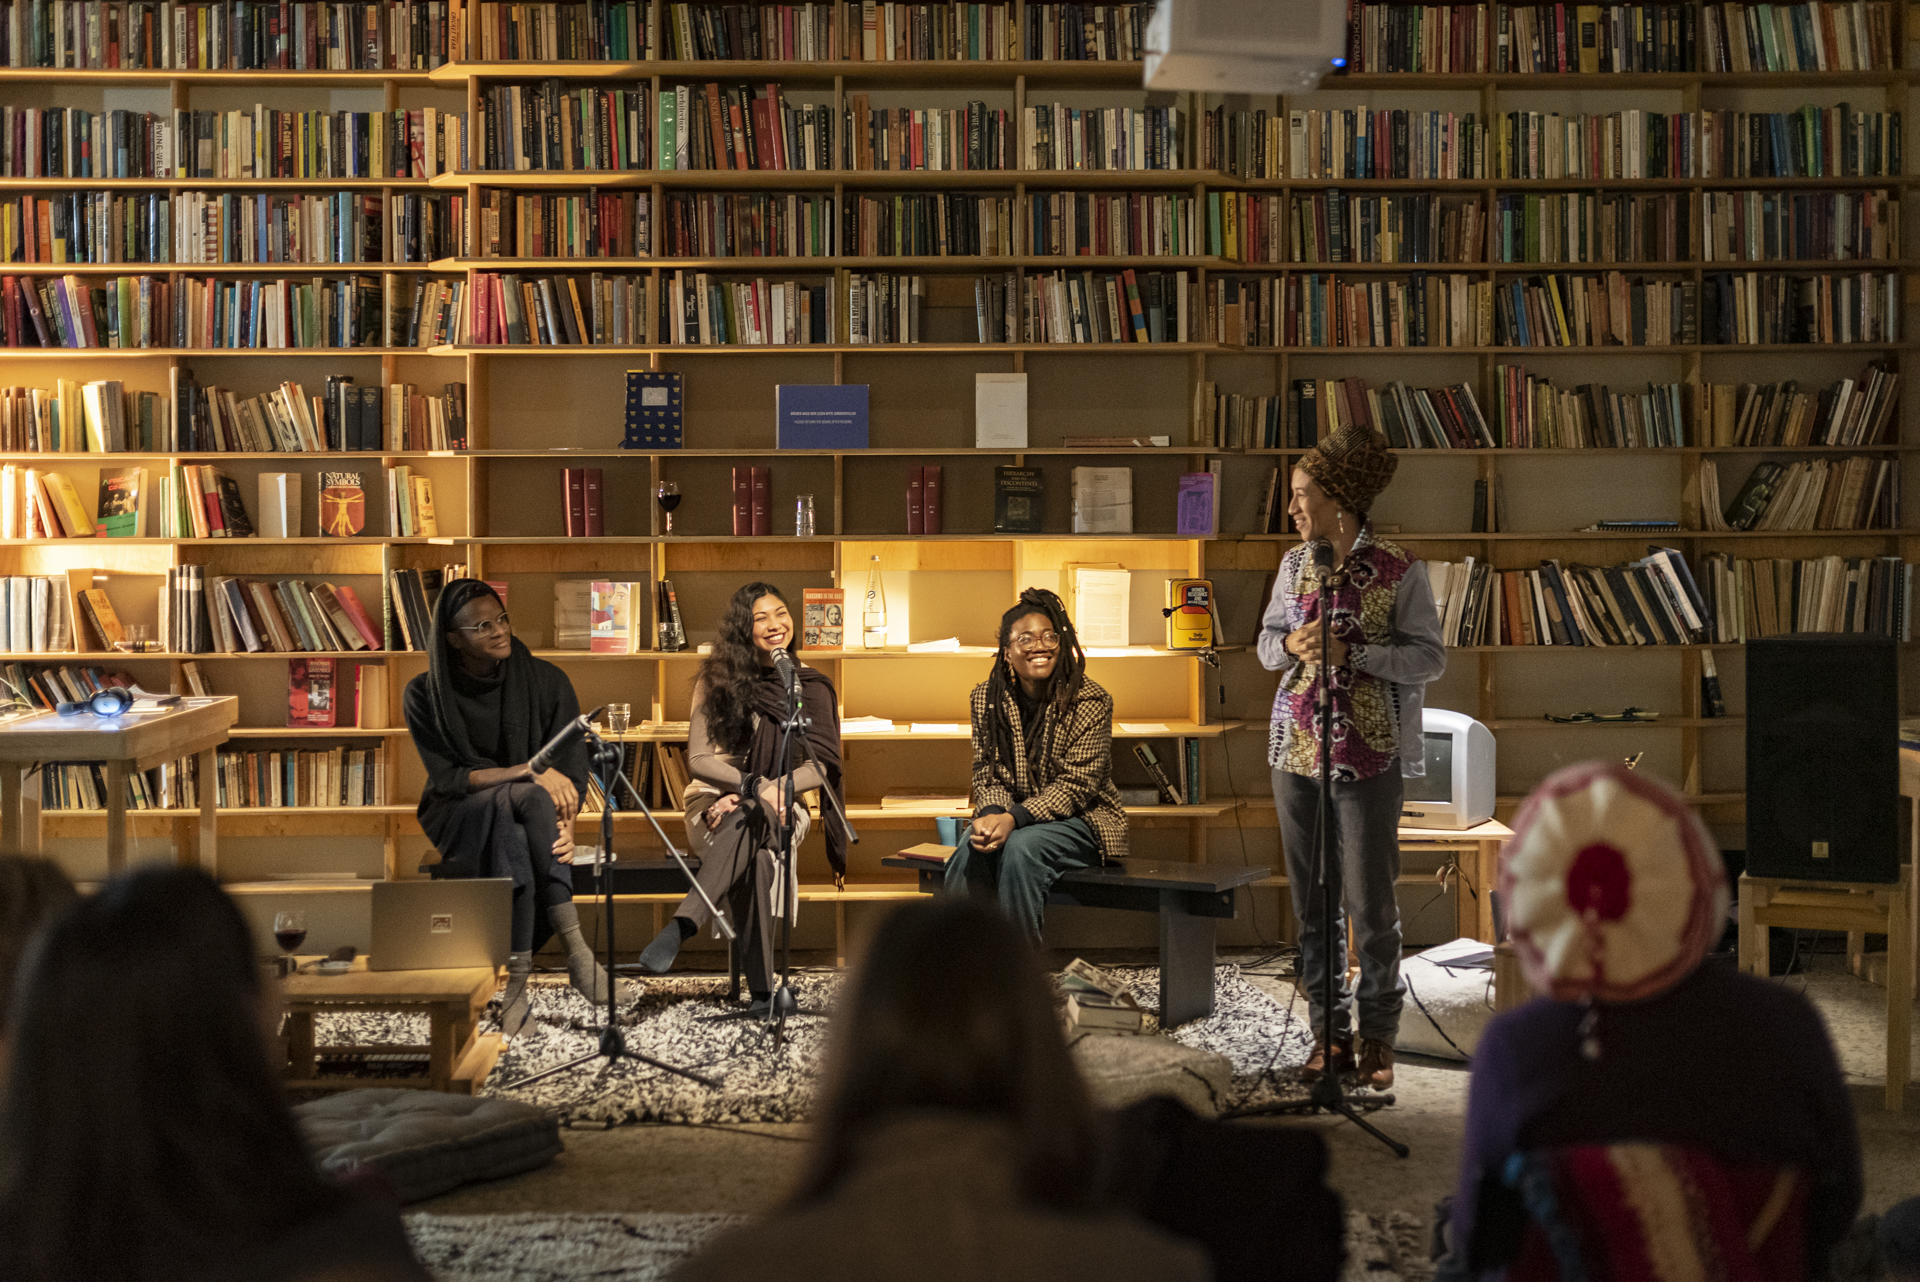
left=731, top=465, right=751, bottom=536
left=906, top=464, right=925, bottom=535
left=582, top=467, right=604, bottom=537
left=750, top=465, right=770, bottom=536
left=922, top=464, right=943, bottom=535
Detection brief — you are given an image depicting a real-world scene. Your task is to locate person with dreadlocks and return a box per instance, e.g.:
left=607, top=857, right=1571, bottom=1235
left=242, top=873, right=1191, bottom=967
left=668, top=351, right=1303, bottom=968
left=1259, top=422, right=1444, bottom=1093
left=634, top=582, right=844, bottom=1007
left=402, top=578, right=618, bottom=1038
left=947, top=588, right=1126, bottom=938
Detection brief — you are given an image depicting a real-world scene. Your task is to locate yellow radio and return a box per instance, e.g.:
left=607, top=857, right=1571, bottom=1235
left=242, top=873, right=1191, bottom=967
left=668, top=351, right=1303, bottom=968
left=1164, top=578, right=1214, bottom=650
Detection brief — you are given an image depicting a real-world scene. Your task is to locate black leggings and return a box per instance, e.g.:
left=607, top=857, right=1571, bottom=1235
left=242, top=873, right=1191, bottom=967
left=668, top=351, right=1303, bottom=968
left=435, top=780, right=574, bottom=953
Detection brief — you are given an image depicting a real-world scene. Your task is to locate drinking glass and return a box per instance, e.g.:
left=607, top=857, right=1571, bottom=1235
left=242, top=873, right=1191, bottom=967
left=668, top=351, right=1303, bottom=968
left=606, top=703, right=632, bottom=736
left=655, top=480, right=682, bottom=534
left=273, top=910, right=308, bottom=976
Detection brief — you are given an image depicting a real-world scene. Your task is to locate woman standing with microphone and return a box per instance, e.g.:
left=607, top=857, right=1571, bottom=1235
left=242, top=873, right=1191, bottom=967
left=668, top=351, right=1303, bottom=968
left=1258, top=424, right=1445, bottom=1092
left=636, top=582, right=845, bottom=1009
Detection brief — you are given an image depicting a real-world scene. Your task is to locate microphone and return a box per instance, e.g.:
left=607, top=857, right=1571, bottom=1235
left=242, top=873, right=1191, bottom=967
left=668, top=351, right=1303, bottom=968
left=1308, top=538, right=1336, bottom=570
left=529, top=705, right=606, bottom=774
left=771, top=648, right=797, bottom=687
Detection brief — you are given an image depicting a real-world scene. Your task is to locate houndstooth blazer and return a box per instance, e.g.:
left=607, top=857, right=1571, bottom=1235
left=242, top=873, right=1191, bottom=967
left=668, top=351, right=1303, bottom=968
left=969, top=677, right=1129, bottom=864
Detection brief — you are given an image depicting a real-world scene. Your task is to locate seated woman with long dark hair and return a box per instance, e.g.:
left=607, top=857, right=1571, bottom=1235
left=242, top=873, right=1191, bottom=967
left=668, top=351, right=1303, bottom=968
left=0, top=867, right=429, bottom=1282
left=671, top=896, right=1206, bottom=1282
left=402, top=577, right=616, bottom=1037
left=636, top=581, right=845, bottom=1005
left=947, top=587, right=1127, bottom=937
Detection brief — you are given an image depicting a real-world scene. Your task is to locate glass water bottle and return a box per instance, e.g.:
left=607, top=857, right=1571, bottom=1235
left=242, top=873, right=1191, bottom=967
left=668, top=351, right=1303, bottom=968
left=862, top=555, right=888, bottom=649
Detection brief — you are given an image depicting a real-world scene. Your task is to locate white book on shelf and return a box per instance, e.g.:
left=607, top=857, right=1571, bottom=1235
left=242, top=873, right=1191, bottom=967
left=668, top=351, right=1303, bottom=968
left=974, top=372, right=1028, bottom=449
left=1070, top=466, right=1133, bottom=534
left=257, top=473, right=300, bottom=539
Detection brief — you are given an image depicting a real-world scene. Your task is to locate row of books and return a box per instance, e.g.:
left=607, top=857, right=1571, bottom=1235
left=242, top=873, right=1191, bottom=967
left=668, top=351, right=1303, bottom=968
left=560, top=468, right=605, bottom=539
left=209, top=744, right=389, bottom=808
left=1426, top=549, right=1713, bottom=648
left=1490, top=192, right=1692, bottom=266
left=473, top=1, right=652, bottom=61
left=480, top=188, right=650, bottom=259
left=1023, top=104, right=1186, bottom=172
left=1492, top=368, right=1689, bottom=450
left=1702, top=363, right=1898, bottom=448
left=1023, top=2, right=1151, bottom=61
left=171, top=373, right=466, bottom=454
left=657, top=82, right=833, bottom=172
left=0, top=106, right=465, bottom=181
left=467, top=271, right=635, bottom=346
left=1703, top=189, right=1897, bottom=263
left=1495, top=272, right=1695, bottom=348
left=0, top=577, right=74, bottom=653
left=662, top=191, right=836, bottom=258
left=1023, top=268, right=1191, bottom=345
left=1344, top=2, right=1892, bottom=75
left=1291, top=192, right=1486, bottom=266
left=3, top=1, right=451, bottom=70
left=1201, top=107, right=1282, bottom=181
left=0, top=272, right=387, bottom=349
left=385, top=566, right=463, bottom=652
left=659, top=270, right=828, bottom=345
left=663, top=3, right=1017, bottom=63
left=842, top=192, right=1013, bottom=258
left=1701, top=455, right=1898, bottom=531
left=1701, top=553, right=1911, bottom=642
left=845, top=98, right=1014, bottom=173
left=1, top=463, right=116, bottom=539
left=476, top=82, right=650, bottom=174
left=1702, top=270, right=1899, bottom=345
left=1287, top=109, right=1490, bottom=182
left=170, top=569, right=386, bottom=655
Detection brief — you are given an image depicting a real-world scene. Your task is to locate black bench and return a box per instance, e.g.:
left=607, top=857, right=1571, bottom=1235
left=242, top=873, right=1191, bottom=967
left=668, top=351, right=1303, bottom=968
left=880, top=854, right=1270, bottom=1026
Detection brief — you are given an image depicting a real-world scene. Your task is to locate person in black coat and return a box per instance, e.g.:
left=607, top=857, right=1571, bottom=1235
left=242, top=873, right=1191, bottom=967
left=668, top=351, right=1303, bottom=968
left=402, top=578, right=620, bottom=1037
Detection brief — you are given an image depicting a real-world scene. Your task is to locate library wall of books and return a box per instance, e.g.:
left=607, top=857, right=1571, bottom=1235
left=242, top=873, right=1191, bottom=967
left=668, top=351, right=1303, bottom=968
left=3, top=0, right=1914, bottom=952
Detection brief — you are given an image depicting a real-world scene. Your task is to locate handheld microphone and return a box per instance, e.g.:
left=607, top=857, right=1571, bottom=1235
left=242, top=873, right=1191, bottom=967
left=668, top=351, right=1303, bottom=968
left=529, top=705, right=606, bottom=774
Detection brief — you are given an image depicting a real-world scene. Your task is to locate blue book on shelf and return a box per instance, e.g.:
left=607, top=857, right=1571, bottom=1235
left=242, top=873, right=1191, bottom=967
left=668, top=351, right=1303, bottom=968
left=623, top=371, right=684, bottom=449
left=776, top=384, right=869, bottom=450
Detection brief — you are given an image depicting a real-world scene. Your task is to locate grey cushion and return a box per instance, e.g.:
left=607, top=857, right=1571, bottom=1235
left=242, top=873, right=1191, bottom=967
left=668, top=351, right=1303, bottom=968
left=297, top=1089, right=562, bottom=1205
left=1071, top=1033, right=1234, bottom=1119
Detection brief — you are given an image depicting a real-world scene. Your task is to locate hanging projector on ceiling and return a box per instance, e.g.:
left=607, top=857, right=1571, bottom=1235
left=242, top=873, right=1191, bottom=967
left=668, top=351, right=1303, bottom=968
left=1143, top=0, right=1349, bottom=93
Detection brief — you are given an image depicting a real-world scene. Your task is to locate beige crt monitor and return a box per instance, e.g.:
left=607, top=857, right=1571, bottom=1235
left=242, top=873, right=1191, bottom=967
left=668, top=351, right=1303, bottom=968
left=369, top=879, right=512, bottom=971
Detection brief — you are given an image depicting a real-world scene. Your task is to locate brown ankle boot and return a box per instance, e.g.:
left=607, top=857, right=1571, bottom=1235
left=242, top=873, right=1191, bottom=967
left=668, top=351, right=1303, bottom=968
left=1300, top=1036, right=1354, bottom=1084
left=1355, top=1037, right=1395, bottom=1090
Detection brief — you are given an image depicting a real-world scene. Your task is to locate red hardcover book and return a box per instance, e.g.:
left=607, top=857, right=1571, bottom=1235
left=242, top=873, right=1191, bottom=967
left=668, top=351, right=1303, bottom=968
left=564, top=466, right=585, bottom=536
left=582, top=468, right=605, bottom=536
left=731, top=465, right=752, bottom=535
left=287, top=657, right=337, bottom=728
left=907, top=465, right=925, bottom=535
left=922, top=464, right=944, bottom=534
left=750, top=465, right=771, bottom=535
left=330, top=584, right=384, bottom=650
left=704, top=82, right=729, bottom=169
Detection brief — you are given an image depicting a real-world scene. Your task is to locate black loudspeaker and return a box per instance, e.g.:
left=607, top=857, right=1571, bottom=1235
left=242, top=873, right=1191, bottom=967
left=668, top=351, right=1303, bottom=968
left=1745, top=633, right=1898, bottom=883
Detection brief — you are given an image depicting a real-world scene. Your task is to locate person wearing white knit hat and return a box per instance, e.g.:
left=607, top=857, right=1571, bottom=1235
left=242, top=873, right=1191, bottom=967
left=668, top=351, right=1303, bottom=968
left=1444, top=762, right=1861, bottom=1280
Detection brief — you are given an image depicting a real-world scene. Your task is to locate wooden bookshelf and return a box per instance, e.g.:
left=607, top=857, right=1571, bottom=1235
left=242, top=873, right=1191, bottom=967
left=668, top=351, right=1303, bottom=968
left=3, top=0, right=1917, bottom=953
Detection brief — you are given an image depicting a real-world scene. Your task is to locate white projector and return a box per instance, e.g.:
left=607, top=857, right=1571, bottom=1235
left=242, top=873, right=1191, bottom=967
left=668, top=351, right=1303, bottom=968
left=1144, top=0, right=1348, bottom=93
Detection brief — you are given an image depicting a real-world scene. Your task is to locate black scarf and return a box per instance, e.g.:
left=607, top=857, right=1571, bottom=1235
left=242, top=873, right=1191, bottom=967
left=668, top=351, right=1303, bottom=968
left=742, top=664, right=846, bottom=875
left=424, top=579, right=539, bottom=771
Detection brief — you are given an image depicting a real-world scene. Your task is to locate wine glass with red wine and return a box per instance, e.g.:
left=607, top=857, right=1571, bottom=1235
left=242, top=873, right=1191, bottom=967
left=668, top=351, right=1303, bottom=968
left=273, top=910, right=307, bottom=974
left=655, top=479, right=681, bottom=535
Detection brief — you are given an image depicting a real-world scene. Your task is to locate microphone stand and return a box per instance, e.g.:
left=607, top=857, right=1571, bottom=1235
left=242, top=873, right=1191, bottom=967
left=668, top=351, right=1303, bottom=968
left=1242, top=546, right=1408, bottom=1158
left=503, top=725, right=727, bottom=1092
left=704, top=658, right=853, bottom=1049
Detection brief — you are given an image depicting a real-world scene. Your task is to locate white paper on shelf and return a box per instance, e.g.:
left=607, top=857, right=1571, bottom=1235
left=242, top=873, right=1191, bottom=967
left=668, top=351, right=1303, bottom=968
left=841, top=716, right=897, bottom=734
left=974, top=372, right=1028, bottom=448
left=905, top=637, right=962, bottom=652
left=1069, top=567, right=1130, bottom=648
left=907, top=722, right=969, bottom=735
left=1118, top=722, right=1177, bottom=734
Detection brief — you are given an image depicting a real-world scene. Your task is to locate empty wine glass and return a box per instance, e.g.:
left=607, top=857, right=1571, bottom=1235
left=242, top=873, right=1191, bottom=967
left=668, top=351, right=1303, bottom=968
left=655, top=479, right=682, bottom=535
left=273, top=910, right=308, bottom=975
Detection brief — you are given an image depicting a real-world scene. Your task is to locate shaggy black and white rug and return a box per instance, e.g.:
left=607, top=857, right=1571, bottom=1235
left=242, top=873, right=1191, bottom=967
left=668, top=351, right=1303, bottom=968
left=318, top=964, right=1316, bottom=1127
left=403, top=1209, right=1434, bottom=1282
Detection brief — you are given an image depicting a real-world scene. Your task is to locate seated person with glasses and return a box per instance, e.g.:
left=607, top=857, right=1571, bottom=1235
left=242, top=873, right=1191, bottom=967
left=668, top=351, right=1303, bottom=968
left=402, top=579, right=622, bottom=1038
left=947, top=588, right=1127, bottom=938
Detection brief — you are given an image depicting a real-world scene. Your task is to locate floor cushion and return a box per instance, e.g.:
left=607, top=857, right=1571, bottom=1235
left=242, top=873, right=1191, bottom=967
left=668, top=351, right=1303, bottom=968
left=1395, top=938, right=1499, bottom=1063
left=297, top=1088, right=563, bottom=1205
left=1070, top=1030, right=1235, bottom=1118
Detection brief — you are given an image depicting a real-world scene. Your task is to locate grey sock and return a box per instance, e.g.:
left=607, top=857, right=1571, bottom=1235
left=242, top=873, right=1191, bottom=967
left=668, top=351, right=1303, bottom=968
left=637, top=916, right=692, bottom=974
left=549, top=901, right=622, bottom=1004
left=500, top=951, right=534, bottom=1038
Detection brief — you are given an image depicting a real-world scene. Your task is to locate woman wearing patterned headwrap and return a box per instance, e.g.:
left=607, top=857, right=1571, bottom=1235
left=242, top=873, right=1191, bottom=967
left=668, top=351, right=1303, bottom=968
left=402, top=578, right=621, bottom=1038
left=1446, top=762, right=1859, bottom=1279
left=1257, top=423, right=1445, bottom=1092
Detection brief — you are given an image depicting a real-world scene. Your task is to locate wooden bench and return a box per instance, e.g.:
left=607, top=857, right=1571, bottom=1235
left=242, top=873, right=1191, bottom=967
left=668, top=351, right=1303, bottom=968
left=881, top=852, right=1269, bottom=1026
left=281, top=958, right=501, bottom=1095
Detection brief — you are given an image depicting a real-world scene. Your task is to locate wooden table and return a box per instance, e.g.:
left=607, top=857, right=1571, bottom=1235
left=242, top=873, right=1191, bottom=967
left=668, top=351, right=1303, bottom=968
left=281, top=957, right=503, bottom=1095
left=1397, top=820, right=1516, bottom=942
left=0, top=697, right=236, bottom=874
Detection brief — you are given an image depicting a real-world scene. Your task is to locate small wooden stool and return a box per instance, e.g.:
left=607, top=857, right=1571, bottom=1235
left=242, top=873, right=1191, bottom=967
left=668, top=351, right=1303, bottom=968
left=281, top=958, right=503, bottom=1095
left=1738, top=869, right=1913, bottom=1111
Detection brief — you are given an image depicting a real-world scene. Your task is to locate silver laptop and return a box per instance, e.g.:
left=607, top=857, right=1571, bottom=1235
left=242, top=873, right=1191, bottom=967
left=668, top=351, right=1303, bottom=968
left=369, top=879, right=512, bottom=971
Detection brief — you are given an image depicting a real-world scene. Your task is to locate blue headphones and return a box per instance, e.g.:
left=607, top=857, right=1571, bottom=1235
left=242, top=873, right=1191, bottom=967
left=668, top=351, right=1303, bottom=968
left=55, top=687, right=177, bottom=717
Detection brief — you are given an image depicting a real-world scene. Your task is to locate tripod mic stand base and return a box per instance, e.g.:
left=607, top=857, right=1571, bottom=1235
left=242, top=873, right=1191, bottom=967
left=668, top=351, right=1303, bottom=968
left=1237, top=1076, right=1409, bottom=1158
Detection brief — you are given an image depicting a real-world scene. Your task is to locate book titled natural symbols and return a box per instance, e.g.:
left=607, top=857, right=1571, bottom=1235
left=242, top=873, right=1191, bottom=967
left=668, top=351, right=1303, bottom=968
left=775, top=384, right=869, bottom=449
left=318, top=471, right=366, bottom=537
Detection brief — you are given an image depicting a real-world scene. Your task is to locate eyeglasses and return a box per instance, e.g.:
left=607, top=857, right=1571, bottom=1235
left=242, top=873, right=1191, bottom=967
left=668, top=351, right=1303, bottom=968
left=1010, top=629, right=1060, bottom=652
left=453, top=612, right=511, bottom=637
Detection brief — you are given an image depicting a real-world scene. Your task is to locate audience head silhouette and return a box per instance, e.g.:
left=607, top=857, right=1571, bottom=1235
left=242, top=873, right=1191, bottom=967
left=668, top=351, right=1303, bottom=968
left=794, top=895, right=1096, bottom=1209
left=0, top=866, right=384, bottom=1282
left=0, top=853, right=75, bottom=1038
left=1500, top=761, right=1728, bottom=1004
